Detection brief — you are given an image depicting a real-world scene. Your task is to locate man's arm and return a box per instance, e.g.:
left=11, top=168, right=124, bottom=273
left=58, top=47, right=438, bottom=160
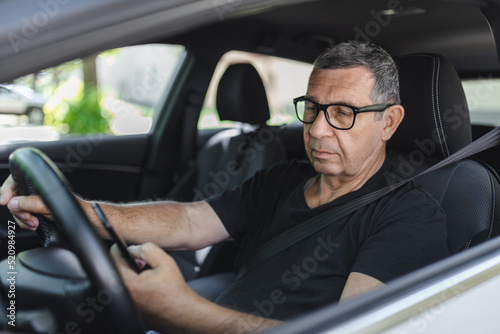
left=89, top=200, right=229, bottom=250
left=0, top=174, right=230, bottom=250
left=111, top=246, right=383, bottom=333
left=339, top=272, right=384, bottom=301
left=111, top=242, right=282, bottom=334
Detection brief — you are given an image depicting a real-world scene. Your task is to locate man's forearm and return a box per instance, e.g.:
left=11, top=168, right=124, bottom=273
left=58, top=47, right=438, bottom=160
left=79, top=198, right=203, bottom=250
left=210, top=304, right=283, bottom=334
left=148, top=291, right=283, bottom=334
left=79, top=197, right=229, bottom=250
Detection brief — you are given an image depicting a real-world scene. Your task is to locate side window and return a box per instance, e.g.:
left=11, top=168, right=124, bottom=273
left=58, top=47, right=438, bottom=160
left=462, top=78, right=500, bottom=126
left=0, top=44, right=185, bottom=145
left=199, top=51, right=312, bottom=129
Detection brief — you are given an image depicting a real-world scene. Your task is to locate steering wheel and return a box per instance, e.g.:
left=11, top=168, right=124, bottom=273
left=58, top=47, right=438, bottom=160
left=11, top=153, right=64, bottom=247
left=9, top=147, right=145, bottom=333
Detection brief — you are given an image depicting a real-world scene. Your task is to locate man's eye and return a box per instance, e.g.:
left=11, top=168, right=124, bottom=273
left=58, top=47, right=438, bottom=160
left=337, top=110, right=349, bottom=117
left=332, top=106, right=353, bottom=117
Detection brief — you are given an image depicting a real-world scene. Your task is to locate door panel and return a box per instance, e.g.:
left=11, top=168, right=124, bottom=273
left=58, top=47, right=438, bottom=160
left=0, top=134, right=150, bottom=200
left=0, top=134, right=151, bottom=253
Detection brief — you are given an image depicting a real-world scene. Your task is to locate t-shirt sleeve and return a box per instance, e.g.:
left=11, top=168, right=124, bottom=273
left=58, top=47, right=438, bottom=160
left=206, top=182, right=250, bottom=239
left=206, top=160, right=306, bottom=240
left=206, top=162, right=291, bottom=240
left=351, top=184, right=450, bottom=283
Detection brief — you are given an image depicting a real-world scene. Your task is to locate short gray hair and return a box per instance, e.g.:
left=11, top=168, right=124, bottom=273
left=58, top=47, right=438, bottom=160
left=313, top=41, right=400, bottom=105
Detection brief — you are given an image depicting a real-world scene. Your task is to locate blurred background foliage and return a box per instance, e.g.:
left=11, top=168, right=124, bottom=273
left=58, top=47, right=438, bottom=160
left=44, top=81, right=112, bottom=135
left=13, top=54, right=112, bottom=135
left=1, top=44, right=181, bottom=145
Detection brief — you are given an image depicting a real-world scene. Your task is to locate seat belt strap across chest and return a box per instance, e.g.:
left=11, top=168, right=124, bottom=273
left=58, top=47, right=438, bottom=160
left=235, top=126, right=500, bottom=280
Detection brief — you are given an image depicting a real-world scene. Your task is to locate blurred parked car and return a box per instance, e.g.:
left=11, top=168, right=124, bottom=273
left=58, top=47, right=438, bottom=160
left=0, top=84, right=45, bottom=124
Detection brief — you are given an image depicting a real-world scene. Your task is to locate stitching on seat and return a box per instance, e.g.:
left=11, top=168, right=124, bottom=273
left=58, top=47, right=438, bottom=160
left=411, top=54, right=448, bottom=158
left=433, top=57, right=450, bottom=157
left=428, top=55, right=448, bottom=158
left=427, top=55, right=446, bottom=158
left=487, top=169, right=495, bottom=239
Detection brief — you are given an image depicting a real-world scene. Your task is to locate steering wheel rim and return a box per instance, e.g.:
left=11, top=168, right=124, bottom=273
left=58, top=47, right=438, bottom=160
left=11, top=158, right=64, bottom=247
left=9, top=147, right=145, bottom=333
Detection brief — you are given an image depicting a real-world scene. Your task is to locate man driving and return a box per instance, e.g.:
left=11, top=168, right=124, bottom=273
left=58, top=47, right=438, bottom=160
left=0, top=41, right=449, bottom=333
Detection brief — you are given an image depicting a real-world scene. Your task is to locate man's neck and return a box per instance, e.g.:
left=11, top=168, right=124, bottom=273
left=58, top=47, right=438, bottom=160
left=305, top=152, right=386, bottom=209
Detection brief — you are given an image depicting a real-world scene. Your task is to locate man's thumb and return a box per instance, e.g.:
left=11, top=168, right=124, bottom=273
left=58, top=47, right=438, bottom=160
left=130, top=242, right=171, bottom=270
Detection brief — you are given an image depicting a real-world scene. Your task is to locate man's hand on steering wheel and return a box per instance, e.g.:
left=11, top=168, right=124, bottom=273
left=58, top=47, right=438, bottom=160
left=0, top=174, right=54, bottom=230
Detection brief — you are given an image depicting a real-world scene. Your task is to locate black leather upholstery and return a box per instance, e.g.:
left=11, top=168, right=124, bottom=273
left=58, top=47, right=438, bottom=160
left=192, top=63, right=286, bottom=200
left=216, top=63, right=270, bottom=126
left=389, top=54, right=472, bottom=160
left=170, top=63, right=286, bottom=280
left=391, top=53, right=500, bottom=253
left=416, top=160, right=500, bottom=253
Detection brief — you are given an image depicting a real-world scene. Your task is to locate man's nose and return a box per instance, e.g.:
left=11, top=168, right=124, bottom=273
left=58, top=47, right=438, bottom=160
left=309, top=109, right=334, bottom=137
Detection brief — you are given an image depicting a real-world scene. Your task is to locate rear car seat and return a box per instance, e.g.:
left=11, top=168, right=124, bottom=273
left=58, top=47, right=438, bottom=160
left=169, top=63, right=287, bottom=280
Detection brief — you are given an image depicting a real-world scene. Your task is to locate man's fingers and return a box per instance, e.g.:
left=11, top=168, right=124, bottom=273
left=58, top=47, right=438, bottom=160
left=0, top=175, right=15, bottom=206
left=11, top=214, right=38, bottom=230
left=128, top=242, right=172, bottom=270
left=110, top=244, right=137, bottom=280
left=6, top=195, right=48, bottom=230
left=7, top=195, right=47, bottom=214
left=2, top=175, right=54, bottom=229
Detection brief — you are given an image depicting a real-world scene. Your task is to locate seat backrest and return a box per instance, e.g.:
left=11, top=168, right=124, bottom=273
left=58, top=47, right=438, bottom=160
left=390, top=53, right=500, bottom=253
left=389, top=53, right=472, bottom=161
left=192, top=63, right=287, bottom=201
left=169, top=63, right=286, bottom=279
left=416, top=159, right=500, bottom=253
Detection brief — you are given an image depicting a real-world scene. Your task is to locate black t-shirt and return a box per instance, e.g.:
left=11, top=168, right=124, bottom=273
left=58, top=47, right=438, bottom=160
left=206, top=158, right=449, bottom=320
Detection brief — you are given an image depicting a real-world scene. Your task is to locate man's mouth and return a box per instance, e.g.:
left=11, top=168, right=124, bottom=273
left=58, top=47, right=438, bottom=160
left=311, top=149, right=336, bottom=159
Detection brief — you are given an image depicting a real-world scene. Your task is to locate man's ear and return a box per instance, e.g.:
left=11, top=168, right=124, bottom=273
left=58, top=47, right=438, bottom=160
left=381, top=105, right=405, bottom=142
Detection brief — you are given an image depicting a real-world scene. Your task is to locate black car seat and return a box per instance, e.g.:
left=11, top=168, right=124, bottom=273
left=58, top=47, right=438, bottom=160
left=389, top=54, right=500, bottom=253
left=193, top=63, right=286, bottom=200
left=169, top=63, right=287, bottom=280
left=187, top=54, right=500, bottom=300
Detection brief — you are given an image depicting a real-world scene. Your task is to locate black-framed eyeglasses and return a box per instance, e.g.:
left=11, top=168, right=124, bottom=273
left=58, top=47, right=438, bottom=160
left=293, top=96, right=394, bottom=130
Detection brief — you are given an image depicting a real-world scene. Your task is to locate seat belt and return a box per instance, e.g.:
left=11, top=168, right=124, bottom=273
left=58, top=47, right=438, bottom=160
left=235, top=126, right=500, bottom=280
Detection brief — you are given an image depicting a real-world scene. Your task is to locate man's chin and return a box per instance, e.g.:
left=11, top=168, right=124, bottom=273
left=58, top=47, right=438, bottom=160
left=310, top=159, right=343, bottom=176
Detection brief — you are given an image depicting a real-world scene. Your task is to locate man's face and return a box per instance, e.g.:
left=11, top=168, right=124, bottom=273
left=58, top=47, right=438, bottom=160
left=303, top=67, right=389, bottom=179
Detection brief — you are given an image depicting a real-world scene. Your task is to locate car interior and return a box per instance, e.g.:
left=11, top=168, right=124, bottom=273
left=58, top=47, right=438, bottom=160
left=2, top=0, right=500, bottom=332
left=172, top=51, right=500, bottom=289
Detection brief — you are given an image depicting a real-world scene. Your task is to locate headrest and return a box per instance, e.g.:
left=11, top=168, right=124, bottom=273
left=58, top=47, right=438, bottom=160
left=216, top=63, right=270, bottom=125
left=388, top=54, right=472, bottom=160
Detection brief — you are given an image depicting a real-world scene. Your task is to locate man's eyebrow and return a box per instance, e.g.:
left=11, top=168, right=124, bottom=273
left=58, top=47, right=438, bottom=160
left=303, top=95, right=357, bottom=106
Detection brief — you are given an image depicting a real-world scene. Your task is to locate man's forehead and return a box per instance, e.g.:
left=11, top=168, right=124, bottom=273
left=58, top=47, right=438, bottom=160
left=306, top=67, right=375, bottom=102
left=308, top=67, right=374, bottom=82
